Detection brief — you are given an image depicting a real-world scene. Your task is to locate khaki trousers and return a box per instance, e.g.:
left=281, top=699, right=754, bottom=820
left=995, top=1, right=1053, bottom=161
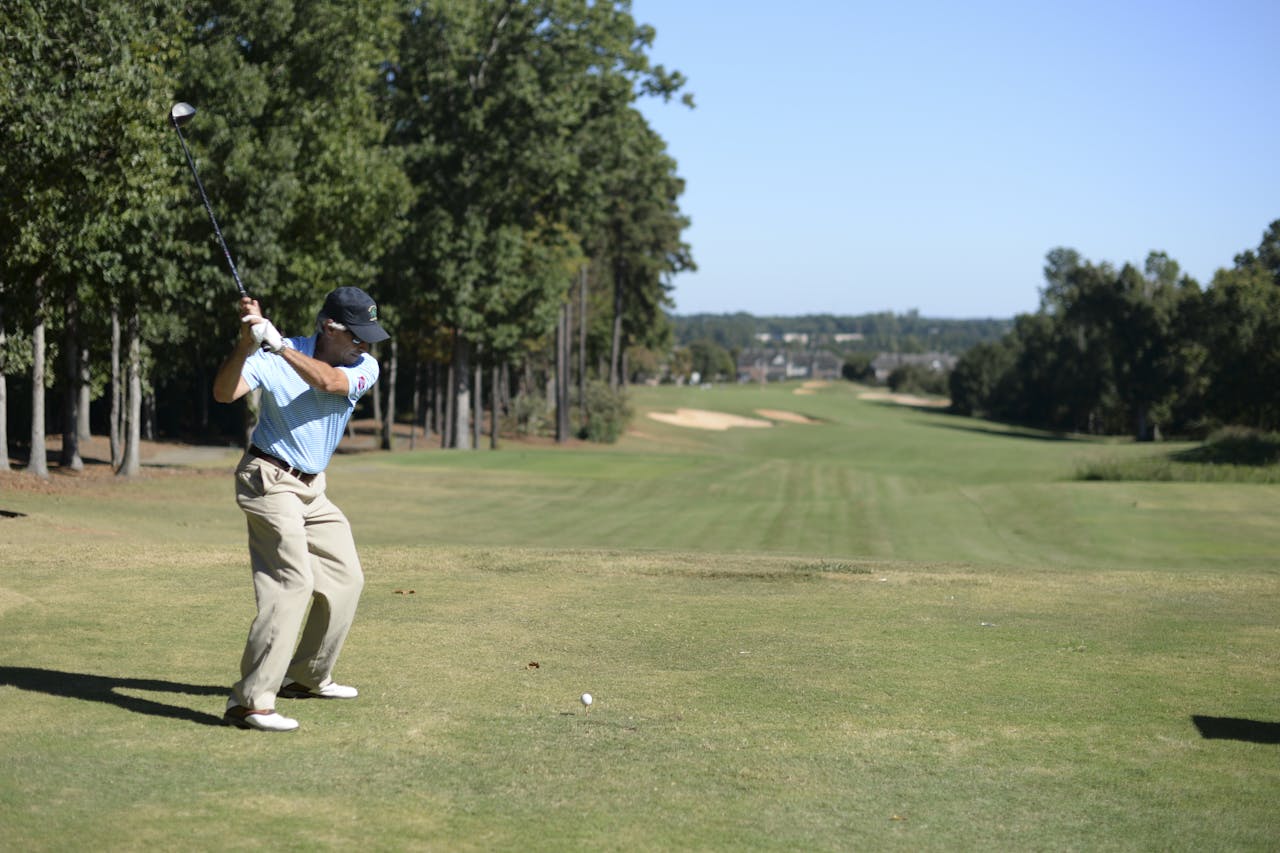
left=231, top=454, right=365, bottom=710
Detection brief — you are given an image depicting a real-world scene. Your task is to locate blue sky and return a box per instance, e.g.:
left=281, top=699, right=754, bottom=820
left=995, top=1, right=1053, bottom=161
left=634, top=0, right=1280, bottom=318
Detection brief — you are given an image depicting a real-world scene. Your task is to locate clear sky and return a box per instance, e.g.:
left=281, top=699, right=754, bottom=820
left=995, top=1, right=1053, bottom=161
left=634, top=0, right=1280, bottom=318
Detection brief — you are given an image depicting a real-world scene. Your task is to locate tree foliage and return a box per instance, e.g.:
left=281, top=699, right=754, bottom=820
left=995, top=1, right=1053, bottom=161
left=952, top=226, right=1280, bottom=438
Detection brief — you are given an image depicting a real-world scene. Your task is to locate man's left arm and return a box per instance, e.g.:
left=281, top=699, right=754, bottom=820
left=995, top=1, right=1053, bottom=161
left=278, top=348, right=352, bottom=395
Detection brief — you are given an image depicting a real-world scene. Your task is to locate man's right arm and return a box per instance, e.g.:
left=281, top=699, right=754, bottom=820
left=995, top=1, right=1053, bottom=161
left=213, top=334, right=256, bottom=403
left=213, top=297, right=262, bottom=403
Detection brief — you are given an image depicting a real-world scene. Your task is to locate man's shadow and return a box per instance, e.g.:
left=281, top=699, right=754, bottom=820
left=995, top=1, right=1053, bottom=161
left=0, top=666, right=226, bottom=727
left=1192, top=715, right=1280, bottom=745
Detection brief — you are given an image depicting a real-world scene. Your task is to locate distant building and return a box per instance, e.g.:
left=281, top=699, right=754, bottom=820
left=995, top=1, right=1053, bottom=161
left=871, top=352, right=957, bottom=382
left=736, top=349, right=843, bottom=383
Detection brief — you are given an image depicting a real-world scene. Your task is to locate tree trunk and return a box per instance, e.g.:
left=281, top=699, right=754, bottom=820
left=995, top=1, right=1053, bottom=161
left=371, top=344, right=384, bottom=437
left=490, top=364, right=499, bottom=450
left=0, top=297, right=9, bottom=472
left=452, top=334, right=471, bottom=449
left=610, top=261, right=624, bottom=390
left=556, top=302, right=570, bottom=443
left=472, top=358, right=481, bottom=450
left=442, top=360, right=454, bottom=449
left=409, top=359, right=420, bottom=451
left=117, top=309, right=142, bottom=477
left=77, top=343, right=91, bottom=442
left=144, top=387, right=156, bottom=441
left=1135, top=405, right=1151, bottom=443
left=578, top=265, right=587, bottom=419
left=381, top=338, right=397, bottom=451
left=500, top=363, right=511, bottom=418
left=60, top=289, right=83, bottom=471
left=26, top=277, right=48, bottom=478
left=196, top=351, right=209, bottom=432
left=433, top=361, right=444, bottom=444
left=110, top=306, right=121, bottom=468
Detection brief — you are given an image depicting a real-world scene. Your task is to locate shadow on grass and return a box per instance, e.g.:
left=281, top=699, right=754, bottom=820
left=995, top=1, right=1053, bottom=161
left=1191, top=715, right=1280, bottom=744
left=1170, top=431, right=1280, bottom=467
left=924, top=418, right=1080, bottom=443
left=0, top=666, right=226, bottom=727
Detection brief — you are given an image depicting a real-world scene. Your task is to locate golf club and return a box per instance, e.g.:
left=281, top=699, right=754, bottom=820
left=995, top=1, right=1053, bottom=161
left=169, top=102, right=248, bottom=297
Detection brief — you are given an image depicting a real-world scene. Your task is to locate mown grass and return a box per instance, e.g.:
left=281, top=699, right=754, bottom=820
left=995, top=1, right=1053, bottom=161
left=1, top=381, right=1277, bottom=851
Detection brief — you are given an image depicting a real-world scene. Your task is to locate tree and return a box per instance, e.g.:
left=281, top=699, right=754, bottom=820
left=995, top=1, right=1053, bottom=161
left=1198, top=222, right=1280, bottom=430
left=584, top=111, right=693, bottom=389
left=688, top=338, right=734, bottom=382
left=0, top=0, right=187, bottom=476
left=388, top=1, right=686, bottom=444
left=170, top=0, right=410, bottom=445
left=948, top=341, right=1013, bottom=417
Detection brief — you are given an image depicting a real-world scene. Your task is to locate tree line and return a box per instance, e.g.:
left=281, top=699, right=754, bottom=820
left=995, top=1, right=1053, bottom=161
left=949, top=221, right=1280, bottom=440
left=671, top=312, right=1012, bottom=355
left=0, top=0, right=693, bottom=476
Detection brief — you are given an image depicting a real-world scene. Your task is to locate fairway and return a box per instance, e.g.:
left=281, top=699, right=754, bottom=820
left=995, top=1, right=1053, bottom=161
left=1, top=382, right=1277, bottom=851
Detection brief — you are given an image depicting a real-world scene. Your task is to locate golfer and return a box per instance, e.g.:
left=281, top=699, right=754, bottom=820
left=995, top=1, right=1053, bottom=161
left=212, top=286, right=389, bottom=732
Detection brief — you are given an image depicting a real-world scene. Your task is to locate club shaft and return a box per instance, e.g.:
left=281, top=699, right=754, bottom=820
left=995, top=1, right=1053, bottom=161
left=171, top=120, right=248, bottom=297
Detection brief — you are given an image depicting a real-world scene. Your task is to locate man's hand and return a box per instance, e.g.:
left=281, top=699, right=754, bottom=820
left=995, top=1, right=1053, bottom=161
left=244, top=316, right=291, bottom=353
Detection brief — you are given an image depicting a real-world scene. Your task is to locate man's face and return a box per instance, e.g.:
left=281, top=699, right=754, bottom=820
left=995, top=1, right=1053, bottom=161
left=319, top=322, right=369, bottom=366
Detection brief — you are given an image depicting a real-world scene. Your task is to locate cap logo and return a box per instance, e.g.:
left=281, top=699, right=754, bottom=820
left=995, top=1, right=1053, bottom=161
left=368, top=305, right=378, bottom=321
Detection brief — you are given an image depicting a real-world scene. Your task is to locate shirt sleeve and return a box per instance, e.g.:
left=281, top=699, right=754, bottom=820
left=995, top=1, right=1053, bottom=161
left=341, top=353, right=380, bottom=404
left=240, top=347, right=267, bottom=391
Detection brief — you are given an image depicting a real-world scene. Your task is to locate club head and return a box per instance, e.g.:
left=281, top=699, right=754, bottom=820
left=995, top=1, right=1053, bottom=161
left=170, top=102, right=196, bottom=127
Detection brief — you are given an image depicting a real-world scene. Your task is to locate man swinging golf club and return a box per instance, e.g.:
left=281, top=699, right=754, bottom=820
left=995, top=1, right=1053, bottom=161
left=213, top=287, right=389, bottom=731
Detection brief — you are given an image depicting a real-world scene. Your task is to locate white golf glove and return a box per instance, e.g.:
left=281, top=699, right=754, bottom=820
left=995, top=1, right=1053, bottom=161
left=244, top=316, right=291, bottom=353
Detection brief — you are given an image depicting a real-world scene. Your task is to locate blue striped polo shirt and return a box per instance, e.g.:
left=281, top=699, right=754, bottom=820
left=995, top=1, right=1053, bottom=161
left=241, top=335, right=380, bottom=474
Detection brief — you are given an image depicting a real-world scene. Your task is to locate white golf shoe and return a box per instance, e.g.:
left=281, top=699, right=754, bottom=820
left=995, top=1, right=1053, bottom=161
left=278, top=679, right=358, bottom=700
left=223, top=699, right=299, bottom=732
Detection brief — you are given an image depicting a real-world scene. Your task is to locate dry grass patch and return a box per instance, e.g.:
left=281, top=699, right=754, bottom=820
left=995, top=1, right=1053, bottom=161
left=858, top=389, right=950, bottom=408
left=754, top=409, right=819, bottom=424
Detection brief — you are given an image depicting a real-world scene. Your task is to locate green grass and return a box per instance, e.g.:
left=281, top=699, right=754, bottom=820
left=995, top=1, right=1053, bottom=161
left=1, top=381, right=1277, bottom=851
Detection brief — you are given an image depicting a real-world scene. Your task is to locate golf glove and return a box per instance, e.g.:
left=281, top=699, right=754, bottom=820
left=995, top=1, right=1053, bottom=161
left=245, top=317, right=291, bottom=353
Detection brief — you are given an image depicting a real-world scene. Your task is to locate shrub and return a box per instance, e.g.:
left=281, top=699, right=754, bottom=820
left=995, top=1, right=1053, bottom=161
left=841, top=354, right=875, bottom=383
left=887, top=363, right=949, bottom=396
left=1077, top=427, right=1280, bottom=482
left=577, top=381, right=632, bottom=443
left=508, top=392, right=550, bottom=436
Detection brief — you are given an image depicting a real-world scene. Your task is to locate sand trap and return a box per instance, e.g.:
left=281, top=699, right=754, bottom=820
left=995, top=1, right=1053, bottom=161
left=858, top=390, right=950, bottom=408
left=647, top=409, right=773, bottom=431
left=755, top=409, right=818, bottom=424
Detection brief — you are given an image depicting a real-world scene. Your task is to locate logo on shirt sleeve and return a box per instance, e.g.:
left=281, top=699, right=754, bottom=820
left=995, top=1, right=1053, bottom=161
left=357, top=376, right=367, bottom=393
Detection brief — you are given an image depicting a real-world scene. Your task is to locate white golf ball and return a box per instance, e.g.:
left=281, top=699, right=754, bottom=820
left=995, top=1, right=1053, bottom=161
left=580, top=692, right=593, bottom=707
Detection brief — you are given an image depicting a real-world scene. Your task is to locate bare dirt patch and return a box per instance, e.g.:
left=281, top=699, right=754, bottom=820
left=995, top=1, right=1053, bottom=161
left=794, top=380, right=830, bottom=396
left=647, top=409, right=773, bottom=431
left=858, top=390, right=950, bottom=408
left=754, top=409, right=819, bottom=424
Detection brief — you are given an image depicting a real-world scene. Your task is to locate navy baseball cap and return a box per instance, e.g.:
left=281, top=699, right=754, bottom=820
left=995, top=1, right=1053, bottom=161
left=322, top=287, right=390, bottom=343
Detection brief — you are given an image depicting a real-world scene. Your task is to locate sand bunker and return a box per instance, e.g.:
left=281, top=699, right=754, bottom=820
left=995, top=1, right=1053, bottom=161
left=755, top=409, right=818, bottom=424
left=858, top=390, right=950, bottom=408
left=647, top=409, right=773, bottom=431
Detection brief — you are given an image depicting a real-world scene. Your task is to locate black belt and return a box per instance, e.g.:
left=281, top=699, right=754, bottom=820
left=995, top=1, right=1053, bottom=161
left=249, top=446, right=318, bottom=485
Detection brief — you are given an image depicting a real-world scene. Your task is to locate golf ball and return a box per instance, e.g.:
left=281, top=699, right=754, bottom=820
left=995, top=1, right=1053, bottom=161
left=580, top=692, right=593, bottom=707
